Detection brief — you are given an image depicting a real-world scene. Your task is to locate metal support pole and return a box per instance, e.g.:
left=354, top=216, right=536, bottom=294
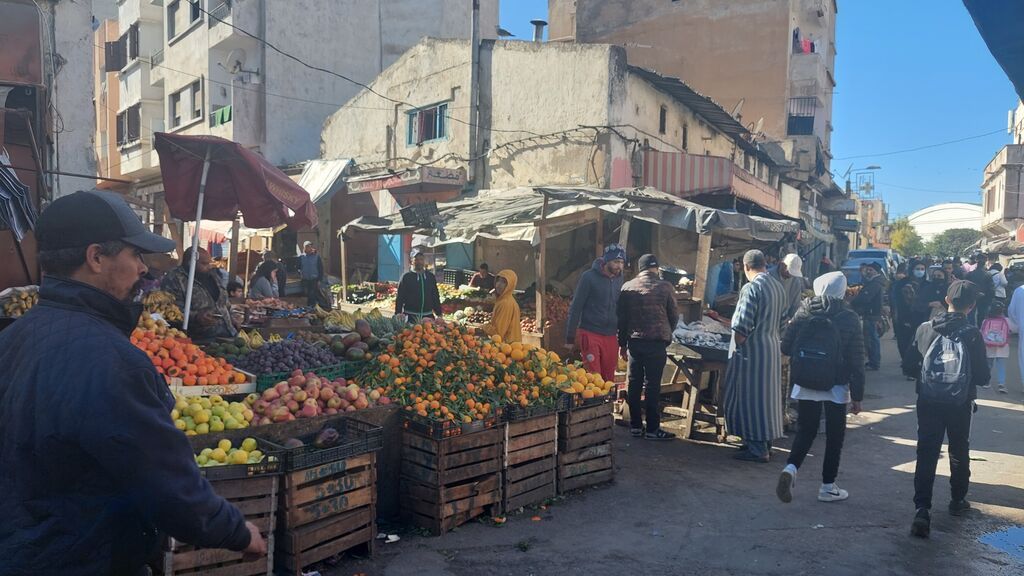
left=182, top=146, right=213, bottom=330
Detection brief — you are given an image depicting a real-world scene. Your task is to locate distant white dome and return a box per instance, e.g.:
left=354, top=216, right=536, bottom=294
left=907, top=203, right=982, bottom=241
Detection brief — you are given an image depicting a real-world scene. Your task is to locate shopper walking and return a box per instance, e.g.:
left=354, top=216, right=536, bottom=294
left=566, top=244, right=626, bottom=382
left=981, top=301, right=1010, bottom=394
left=395, top=249, right=443, bottom=320
left=723, top=250, right=787, bottom=463
left=893, top=260, right=930, bottom=364
left=777, top=271, right=865, bottom=504
left=966, top=252, right=995, bottom=325
left=770, top=253, right=806, bottom=324
left=618, top=253, right=679, bottom=440
left=901, top=281, right=989, bottom=538
left=0, top=191, right=265, bottom=575
left=851, top=261, right=885, bottom=370
left=988, top=262, right=1008, bottom=306
left=299, top=241, right=328, bottom=307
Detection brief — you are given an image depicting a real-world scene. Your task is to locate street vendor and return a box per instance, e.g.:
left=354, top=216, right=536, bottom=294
left=469, top=262, right=497, bottom=291
left=395, top=249, right=443, bottom=319
left=565, top=244, right=626, bottom=381
left=480, top=269, right=522, bottom=343
left=161, top=246, right=238, bottom=340
left=0, top=190, right=265, bottom=575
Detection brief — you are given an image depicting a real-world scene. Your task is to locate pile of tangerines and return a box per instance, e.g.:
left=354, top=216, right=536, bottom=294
left=132, top=316, right=247, bottom=386
left=359, top=320, right=613, bottom=424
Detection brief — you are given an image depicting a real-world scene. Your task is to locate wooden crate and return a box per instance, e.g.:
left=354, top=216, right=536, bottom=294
left=154, top=476, right=277, bottom=576
left=400, top=427, right=503, bottom=534
left=557, top=403, right=615, bottom=493
left=502, top=414, right=557, bottom=513
left=275, top=453, right=377, bottom=576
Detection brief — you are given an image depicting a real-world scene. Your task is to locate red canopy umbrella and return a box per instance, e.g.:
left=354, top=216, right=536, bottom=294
left=154, top=132, right=318, bottom=329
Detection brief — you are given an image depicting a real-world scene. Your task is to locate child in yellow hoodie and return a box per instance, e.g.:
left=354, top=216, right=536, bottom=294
left=481, top=269, right=522, bottom=343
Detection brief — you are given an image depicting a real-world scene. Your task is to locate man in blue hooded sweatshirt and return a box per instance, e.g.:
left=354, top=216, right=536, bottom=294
left=0, top=191, right=265, bottom=575
left=566, top=244, right=626, bottom=382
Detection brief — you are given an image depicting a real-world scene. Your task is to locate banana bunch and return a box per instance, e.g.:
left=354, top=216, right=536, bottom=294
left=313, top=305, right=332, bottom=320
left=267, top=333, right=283, bottom=343
left=142, top=291, right=183, bottom=323
left=2, top=287, right=38, bottom=318
left=236, top=329, right=266, bottom=349
left=323, top=309, right=358, bottom=332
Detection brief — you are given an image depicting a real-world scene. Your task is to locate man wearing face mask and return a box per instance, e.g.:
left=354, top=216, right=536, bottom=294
left=851, top=261, right=885, bottom=370
left=0, top=191, right=266, bottom=575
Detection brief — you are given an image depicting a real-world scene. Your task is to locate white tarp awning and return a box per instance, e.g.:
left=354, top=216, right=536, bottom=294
left=297, top=159, right=353, bottom=204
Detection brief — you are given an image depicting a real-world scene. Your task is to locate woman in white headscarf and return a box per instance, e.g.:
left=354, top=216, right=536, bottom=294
left=776, top=271, right=865, bottom=504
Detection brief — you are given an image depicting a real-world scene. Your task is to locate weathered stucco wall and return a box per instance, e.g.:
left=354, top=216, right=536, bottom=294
left=552, top=0, right=793, bottom=141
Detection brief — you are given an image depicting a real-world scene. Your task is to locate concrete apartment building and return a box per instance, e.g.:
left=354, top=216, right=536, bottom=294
left=97, top=0, right=498, bottom=212
left=547, top=0, right=850, bottom=262
left=981, top=100, right=1024, bottom=248
left=321, top=39, right=788, bottom=280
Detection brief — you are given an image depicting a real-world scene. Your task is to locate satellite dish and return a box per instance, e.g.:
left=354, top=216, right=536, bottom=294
left=753, top=117, right=764, bottom=135
left=219, top=49, right=247, bottom=74
left=731, top=98, right=745, bottom=119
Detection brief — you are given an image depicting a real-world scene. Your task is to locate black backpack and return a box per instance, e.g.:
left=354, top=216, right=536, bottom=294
left=919, top=326, right=972, bottom=405
left=790, top=315, right=843, bottom=391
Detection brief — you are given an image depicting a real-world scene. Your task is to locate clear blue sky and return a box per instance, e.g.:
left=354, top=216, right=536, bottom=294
left=499, top=0, right=1018, bottom=219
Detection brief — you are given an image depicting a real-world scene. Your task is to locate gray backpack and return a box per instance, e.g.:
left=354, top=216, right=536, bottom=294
left=919, top=326, right=972, bottom=405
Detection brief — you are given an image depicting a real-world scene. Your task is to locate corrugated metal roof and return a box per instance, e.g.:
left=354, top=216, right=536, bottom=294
left=297, top=159, right=353, bottom=204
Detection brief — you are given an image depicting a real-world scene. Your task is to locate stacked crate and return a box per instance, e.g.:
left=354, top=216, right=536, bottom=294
left=501, top=412, right=558, bottom=513
left=557, top=402, right=615, bottom=493
left=399, top=416, right=503, bottom=534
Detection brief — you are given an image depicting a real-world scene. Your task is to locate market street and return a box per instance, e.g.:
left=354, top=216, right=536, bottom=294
left=336, top=337, right=1024, bottom=576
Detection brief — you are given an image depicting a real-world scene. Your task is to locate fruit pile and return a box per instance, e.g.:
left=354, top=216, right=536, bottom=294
left=360, top=322, right=613, bottom=424
left=141, top=290, right=183, bottom=323
left=544, top=293, right=570, bottom=325
left=232, top=339, right=337, bottom=375
left=195, top=438, right=270, bottom=467
left=172, top=394, right=255, bottom=435
left=1, top=286, right=38, bottom=318
left=250, top=370, right=390, bottom=424
left=132, top=317, right=247, bottom=385
left=520, top=316, right=539, bottom=333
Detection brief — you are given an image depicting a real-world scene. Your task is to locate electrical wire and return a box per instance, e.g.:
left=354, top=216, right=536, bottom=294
left=834, top=128, right=1006, bottom=161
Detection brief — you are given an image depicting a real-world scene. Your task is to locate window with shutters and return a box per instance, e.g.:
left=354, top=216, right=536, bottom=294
left=128, top=24, right=139, bottom=61
left=658, top=105, right=667, bottom=135
left=189, top=81, right=202, bottom=120
left=117, top=104, right=141, bottom=146
left=170, top=81, right=202, bottom=128
left=682, top=123, right=689, bottom=151
left=406, top=102, right=449, bottom=146
left=168, top=0, right=203, bottom=40
left=104, top=40, right=125, bottom=72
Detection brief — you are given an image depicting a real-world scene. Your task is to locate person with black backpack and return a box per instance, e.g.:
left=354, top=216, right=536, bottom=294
left=776, top=271, right=865, bottom=504
left=901, top=280, right=990, bottom=538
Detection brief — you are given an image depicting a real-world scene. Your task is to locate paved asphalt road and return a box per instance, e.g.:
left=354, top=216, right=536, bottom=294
left=327, top=337, right=1024, bottom=576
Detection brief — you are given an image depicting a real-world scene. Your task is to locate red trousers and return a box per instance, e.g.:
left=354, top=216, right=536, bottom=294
left=577, top=329, right=619, bottom=382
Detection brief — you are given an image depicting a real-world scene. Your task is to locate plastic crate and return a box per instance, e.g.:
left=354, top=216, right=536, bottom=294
left=265, top=417, right=383, bottom=471
left=400, top=409, right=502, bottom=439
left=255, top=362, right=363, bottom=392
left=557, top=391, right=610, bottom=413
left=195, top=438, right=283, bottom=480
left=503, top=403, right=558, bottom=422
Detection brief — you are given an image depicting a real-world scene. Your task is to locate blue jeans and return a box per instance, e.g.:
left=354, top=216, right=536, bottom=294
left=987, top=357, right=1006, bottom=386
left=863, top=316, right=881, bottom=368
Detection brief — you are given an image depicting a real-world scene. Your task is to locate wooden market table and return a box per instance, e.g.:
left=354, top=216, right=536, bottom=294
left=660, top=342, right=729, bottom=443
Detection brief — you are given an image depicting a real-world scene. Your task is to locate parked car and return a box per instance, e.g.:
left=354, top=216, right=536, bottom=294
left=846, top=248, right=897, bottom=277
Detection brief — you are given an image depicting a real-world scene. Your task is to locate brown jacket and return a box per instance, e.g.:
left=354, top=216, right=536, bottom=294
left=617, top=270, right=679, bottom=345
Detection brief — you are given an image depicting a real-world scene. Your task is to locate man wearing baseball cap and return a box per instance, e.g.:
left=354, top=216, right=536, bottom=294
left=566, top=244, right=626, bottom=382
left=851, top=260, right=886, bottom=370
left=618, top=253, right=679, bottom=440
left=0, top=191, right=265, bottom=574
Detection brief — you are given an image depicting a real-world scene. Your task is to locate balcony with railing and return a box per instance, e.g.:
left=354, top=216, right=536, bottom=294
left=208, top=0, right=259, bottom=48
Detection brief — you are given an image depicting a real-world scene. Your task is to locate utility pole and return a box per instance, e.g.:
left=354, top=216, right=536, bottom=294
left=467, top=0, right=481, bottom=189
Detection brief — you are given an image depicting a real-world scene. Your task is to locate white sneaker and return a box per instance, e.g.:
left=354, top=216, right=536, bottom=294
left=776, top=468, right=796, bottom=503
left=818, top=483, right=849, bottom=502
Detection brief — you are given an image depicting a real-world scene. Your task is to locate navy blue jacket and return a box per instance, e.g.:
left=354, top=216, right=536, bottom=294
left=0, top=277, right=250, bottom=576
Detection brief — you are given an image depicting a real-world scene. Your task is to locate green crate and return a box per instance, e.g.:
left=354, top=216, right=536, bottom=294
left=254, top=361, right=367, bottom=392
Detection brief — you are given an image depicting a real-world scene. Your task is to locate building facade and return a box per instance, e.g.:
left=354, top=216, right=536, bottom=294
left=910, top=202, right=982, bottom=244
left=98, top=0, right=497, bottom=237
left=547, top=0, right=849, bottom=262
left=321, top=39, right=787, bottom=279
left=981, top=100, right=1024, bottom=247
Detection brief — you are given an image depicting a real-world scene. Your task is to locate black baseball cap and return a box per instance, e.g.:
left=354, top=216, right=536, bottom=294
left=35, top=190, right=175, bottom=253
left=866, top=261, right=883, bottom=272
left=946, top=280, right=979, bottom=309
left=638, top=254, right=659, bottom=269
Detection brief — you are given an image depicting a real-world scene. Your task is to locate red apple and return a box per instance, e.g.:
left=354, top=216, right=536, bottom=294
left=320, top=387, right=335, bottom=401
